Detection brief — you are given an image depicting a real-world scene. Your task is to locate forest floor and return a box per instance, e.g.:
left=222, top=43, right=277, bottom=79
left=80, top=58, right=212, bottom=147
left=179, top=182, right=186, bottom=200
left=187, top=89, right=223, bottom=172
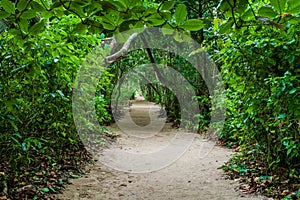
left=56, top=97, right=267, bottom=200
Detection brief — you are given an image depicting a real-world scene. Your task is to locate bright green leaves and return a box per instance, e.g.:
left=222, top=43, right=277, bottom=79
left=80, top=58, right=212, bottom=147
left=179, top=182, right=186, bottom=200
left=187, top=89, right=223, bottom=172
left=1, top=0, right=15, bottom=14
left=270, top=0, right=286, bottom=13
left=162, top=24, right=174, bottom=35
left=179, top=19, right=204, bottom=31
left=286, top=0, right=300, bottom=14
left=102, top=10, right=122, bottom=30
left=218, top=0, right=231, bottom=14
left=174, top=4, right=187, bottom=24
left=218, top=0, right=300, bottom=35
left=0, top=0, right=204, bottom=40
left=161, top=3, right=204, bottom=37
left=214, top=8, right=300, bottom=178
left=144, top=13, right=165, bottom=26
left=267, top=0, right=300, bottom=18
left=21, top=10, right=37, bottom=19
left=258, top=6, right=278, bottom=18
left=159, top=1, right=175, bottom=11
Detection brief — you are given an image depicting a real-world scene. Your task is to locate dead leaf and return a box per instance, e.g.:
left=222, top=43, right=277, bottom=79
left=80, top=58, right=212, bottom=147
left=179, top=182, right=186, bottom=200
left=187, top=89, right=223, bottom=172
left=282, top=190, right=290, bottom=196
left=36, top=172, right=43, bottom=176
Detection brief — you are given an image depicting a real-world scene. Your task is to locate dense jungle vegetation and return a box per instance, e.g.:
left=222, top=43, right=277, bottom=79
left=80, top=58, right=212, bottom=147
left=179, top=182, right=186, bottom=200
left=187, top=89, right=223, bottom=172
left=0, top=0, right=299, bottom=199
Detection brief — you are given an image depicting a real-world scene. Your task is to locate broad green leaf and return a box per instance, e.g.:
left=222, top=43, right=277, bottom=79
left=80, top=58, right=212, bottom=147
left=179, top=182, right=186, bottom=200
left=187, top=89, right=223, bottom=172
left=29, top=21, right=45, bottom=34
left=173, top=31, right=184, bottom=42
left=235, top=0, right=248, bottom=14
left=19, top=18, right=28, bottom=33
left=219, top=18, right=234, bottom=34
left=258, top=6, right=278, bottom=18
left=74, top=22, right=87, bottom=34
left=131, top=5, right=145, bottom=13
left=69, top=3, right=86, bottom=18
left=9, top=28, right=22, bottom=38
left=159, top=1, right=175, bottom=11
left=289, top=16, right=300, bottom=24
left=174, top=4, right=187, bottom=25
left=0, top=11, right=10, bottom=19
left=123, top=0, right=139, bottom=8
left=102, top=22, right=115, bottom=30
left=146, top=19, right=165, bottom=26
left=287, top=0, right=300, bottom=14
left=21, top=10, right=37, bottom=19
left=241, top=8, right=255, bottom=21
left=218, top=0, right=232, bottom=12
left=17, top=0, right=27, bottom=11
left=41, top=10, right=53, bottom=19
left=145, top=14, right=165, bottom=26
left=112, top=0, right=127, bottom=11
left=160, top=10, right=172, bottom=21
left=31, top=1, right=45, bottom=12
left=1, top=0, right=15, bottom=14
left=50, top=2, right=63, bottom=9
left=103, top=10, right=120, bottom=25
left=162, top=24, right=174, bottom=35
left=179, top=19, right=204, bottom=31
left=132, top=21, right=144, bottom=29
left=270, top=0, right=287, bottom=12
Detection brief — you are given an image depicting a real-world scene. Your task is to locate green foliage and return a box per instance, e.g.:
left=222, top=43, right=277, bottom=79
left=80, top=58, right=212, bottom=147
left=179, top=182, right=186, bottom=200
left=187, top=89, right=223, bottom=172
left=213, top=1, right=300, bottom=197
left=3, top=0, right=299, bottom=199
left=0, top=14, right=107, bottom=198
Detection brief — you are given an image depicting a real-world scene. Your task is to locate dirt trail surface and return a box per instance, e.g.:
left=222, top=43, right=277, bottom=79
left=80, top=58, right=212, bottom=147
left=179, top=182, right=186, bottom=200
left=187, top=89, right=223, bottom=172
left=57, top=98, right=265, bottom=200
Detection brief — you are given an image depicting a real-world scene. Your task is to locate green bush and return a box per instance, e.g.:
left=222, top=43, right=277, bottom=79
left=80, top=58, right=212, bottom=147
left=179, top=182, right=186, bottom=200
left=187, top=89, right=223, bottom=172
left=215, top=23, right=300, bottom=176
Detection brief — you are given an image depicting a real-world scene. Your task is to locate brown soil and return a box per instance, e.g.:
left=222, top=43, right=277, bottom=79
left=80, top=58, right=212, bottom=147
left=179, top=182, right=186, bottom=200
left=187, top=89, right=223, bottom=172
left=56, top=98, right=266, bottom=200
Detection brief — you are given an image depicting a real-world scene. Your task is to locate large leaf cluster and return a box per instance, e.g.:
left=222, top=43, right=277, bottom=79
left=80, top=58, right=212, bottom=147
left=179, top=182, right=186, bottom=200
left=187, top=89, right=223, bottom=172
left=213, top=0, right=300, bottom=195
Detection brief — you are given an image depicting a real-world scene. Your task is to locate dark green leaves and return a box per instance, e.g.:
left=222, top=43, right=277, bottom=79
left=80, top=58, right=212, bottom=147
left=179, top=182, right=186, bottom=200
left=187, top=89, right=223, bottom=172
left=219, top=18, right=234, bottom=34
left=19, top=18, right=28, bottom=33
left=0, top=11, right=10, bottom=19
left=1, top=0, right=15, bottom=14
left=17, top=0, right=27, bottom=11
left=21, top=10, right=37, bottom=19
left=31, top=1, right=45, bottom=12
left=29, top=21, right=45, bottom=34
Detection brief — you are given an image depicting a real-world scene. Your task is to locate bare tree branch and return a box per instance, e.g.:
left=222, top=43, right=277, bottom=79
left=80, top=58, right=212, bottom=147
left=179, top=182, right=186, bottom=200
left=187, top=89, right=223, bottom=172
left=105, top=33, right=139, bottom=65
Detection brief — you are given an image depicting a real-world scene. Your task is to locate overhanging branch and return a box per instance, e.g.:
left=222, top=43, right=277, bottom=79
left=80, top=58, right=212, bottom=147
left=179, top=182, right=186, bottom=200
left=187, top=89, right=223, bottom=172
left=105, top=33, right=139, bottom=65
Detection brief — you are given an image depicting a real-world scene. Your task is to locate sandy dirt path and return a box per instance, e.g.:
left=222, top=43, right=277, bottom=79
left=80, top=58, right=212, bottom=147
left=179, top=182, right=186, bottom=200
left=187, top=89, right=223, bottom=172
left=57, top=99, right=265, bottom=200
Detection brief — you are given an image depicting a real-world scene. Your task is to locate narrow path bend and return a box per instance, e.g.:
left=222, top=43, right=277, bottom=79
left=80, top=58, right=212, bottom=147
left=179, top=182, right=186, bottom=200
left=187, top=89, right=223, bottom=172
left=57, top=99, right=264, bottom=200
